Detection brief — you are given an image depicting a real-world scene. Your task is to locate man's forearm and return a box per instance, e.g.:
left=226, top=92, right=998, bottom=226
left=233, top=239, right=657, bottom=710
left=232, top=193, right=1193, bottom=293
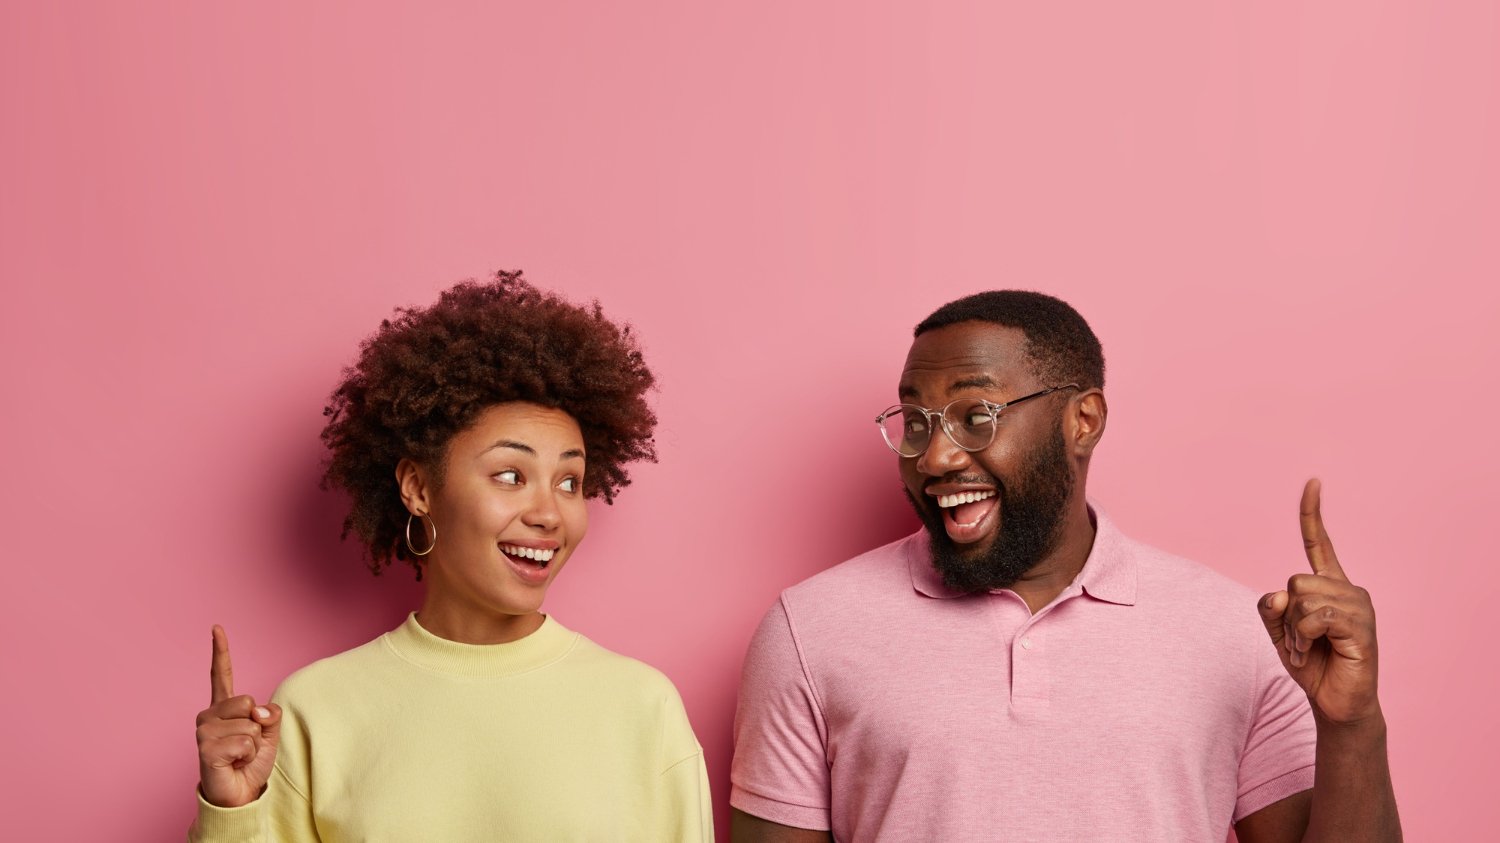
left=1305, top=707, right=1401, bottom=842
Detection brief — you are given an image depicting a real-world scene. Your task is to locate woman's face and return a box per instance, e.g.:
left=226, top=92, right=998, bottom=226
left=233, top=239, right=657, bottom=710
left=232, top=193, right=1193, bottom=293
left=406, top=402, right=589, bottom=639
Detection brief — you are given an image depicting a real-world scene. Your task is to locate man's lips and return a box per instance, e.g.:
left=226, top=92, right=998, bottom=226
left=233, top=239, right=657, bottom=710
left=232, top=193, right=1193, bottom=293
left=932, top=488, right=998, bottom=509
left=929, top=488, right=999, bottom=545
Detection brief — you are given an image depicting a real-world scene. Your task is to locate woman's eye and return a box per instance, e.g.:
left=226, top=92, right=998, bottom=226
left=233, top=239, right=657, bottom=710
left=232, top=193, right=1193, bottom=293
left=559, top=477, right=578, bottom=493
left=495, top=470, right=521, bottom=485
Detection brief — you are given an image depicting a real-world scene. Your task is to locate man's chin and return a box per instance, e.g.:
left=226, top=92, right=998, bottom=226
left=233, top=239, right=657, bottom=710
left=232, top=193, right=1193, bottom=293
left=940, top=531, right=997, bottom=559
left=925, top=511, right=999, bottom=553
left=926, top=521, right=1047, bottom=593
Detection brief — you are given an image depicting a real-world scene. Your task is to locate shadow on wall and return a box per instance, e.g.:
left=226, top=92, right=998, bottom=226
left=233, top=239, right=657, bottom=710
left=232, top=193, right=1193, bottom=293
left=146, top=435, right=427, bottom=843
left=276, top=435, right=425, bottom=645
left=807, top=407, right=924, bottom=575
left=140, top=800, right=214, bottom=843
left=840, top=454, right=922, bottom=568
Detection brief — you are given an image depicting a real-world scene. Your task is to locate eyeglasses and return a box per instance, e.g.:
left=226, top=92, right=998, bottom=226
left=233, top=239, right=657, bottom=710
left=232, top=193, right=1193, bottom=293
left=875, top=384, right=1080, bottom=457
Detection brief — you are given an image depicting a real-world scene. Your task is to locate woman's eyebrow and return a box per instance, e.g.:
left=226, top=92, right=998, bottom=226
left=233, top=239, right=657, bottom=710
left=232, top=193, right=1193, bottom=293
left=483, top=440, right=535, bottom=455
left=483, top=441, right=586, bottom=461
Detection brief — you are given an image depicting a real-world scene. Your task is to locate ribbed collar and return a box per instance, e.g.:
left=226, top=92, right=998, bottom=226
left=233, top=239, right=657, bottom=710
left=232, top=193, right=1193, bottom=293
left=907, top=503, right=1138, bottom=606
left=381, top=612, right=580, bottom=678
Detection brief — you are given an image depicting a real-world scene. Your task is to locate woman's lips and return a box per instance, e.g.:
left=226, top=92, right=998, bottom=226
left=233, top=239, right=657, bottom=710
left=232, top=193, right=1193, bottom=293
left=501, top=546, right=554, bottom=585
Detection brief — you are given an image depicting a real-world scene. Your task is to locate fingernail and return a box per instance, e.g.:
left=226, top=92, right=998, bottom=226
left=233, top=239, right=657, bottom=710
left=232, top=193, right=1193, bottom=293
left=255, top=706, right=271, bottom=719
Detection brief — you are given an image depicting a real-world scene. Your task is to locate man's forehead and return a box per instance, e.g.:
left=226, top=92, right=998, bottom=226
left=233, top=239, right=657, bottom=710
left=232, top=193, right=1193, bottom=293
left=898, top=322, right=1030, bottom=394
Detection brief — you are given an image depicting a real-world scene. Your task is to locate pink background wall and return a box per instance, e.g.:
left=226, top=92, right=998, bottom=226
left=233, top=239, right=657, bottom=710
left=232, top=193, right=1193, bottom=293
left=3, top=2, right=1496, bottom=840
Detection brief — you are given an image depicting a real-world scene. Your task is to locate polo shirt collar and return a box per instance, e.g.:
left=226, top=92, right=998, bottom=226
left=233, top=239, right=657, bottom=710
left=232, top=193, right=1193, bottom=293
left=906, top=503, right=1138, bottom=606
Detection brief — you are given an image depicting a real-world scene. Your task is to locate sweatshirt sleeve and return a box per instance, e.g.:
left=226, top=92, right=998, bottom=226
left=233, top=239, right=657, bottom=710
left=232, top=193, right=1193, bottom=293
left=187, top=766, right=318, bottom=843
left=656, top=679, right=714, bottom=842
left=188, top=690, right=321, bottom=843
left=659, top=749, right=714, bottom=842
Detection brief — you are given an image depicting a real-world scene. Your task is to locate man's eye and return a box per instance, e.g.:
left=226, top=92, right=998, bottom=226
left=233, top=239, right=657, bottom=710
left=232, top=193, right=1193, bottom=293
left=495, top=470, right=521, bottom=485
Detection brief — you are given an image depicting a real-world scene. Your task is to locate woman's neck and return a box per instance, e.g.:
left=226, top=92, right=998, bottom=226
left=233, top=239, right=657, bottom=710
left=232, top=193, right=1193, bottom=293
left=414, top=594, right=545, bottom=644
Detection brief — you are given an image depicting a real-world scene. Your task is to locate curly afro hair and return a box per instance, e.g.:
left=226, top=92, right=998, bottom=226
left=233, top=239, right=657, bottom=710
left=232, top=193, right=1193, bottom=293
left=320, top=270, right=658, bottom=578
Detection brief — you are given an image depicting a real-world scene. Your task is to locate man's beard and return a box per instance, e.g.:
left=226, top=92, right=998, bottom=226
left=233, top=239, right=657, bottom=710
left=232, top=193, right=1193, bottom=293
left=906, top=419, right=1074, bottom=594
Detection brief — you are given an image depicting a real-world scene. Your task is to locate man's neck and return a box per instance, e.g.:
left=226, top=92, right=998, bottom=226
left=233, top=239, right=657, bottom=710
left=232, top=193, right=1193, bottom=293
left=1007, top=500, right=1097, bottom=614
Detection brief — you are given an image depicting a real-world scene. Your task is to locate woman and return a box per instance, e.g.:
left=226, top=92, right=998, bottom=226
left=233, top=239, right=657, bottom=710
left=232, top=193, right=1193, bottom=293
left=190, top=272, right=710, bottom=841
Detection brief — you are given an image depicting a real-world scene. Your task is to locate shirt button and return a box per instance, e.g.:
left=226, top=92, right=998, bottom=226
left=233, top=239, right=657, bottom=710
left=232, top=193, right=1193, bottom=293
left=1020, top=637, right=1034, bottom=650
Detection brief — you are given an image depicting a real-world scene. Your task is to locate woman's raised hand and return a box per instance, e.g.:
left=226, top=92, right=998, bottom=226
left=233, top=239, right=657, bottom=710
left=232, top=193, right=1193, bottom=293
left=195, top=625, right=282, bottom=807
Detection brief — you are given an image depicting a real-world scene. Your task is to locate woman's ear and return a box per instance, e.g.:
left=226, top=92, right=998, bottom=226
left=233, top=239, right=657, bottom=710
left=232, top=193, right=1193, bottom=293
left=395, top=458, right=432, bottom=516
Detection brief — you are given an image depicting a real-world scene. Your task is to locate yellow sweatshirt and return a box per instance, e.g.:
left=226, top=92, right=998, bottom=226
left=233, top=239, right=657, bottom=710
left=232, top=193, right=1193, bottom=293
left=190, top=614, right=712, bottom=842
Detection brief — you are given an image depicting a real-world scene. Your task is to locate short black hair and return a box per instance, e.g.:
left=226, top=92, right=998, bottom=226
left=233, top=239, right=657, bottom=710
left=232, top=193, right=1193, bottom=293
left=915, top=290, right=1105, bottom=390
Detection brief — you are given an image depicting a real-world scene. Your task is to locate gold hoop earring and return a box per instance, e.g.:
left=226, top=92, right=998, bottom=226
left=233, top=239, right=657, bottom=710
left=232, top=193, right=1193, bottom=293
left=405, top=513, right=437, bottom=557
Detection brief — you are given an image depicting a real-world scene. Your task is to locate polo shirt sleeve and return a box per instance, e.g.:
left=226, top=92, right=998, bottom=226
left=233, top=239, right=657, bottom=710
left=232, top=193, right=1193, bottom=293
left=1233, top=633, right=1318, bottom=822
left=730, top=597, right=832, bottom=831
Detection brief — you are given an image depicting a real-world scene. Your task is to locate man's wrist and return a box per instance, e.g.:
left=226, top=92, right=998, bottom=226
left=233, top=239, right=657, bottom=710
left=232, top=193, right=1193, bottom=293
left=1313, top=703, right=1387, bottom=745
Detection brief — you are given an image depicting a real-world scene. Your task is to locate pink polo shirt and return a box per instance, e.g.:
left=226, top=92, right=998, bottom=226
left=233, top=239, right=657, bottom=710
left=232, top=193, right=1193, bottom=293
left=731, top=510, right=1316, bottom=841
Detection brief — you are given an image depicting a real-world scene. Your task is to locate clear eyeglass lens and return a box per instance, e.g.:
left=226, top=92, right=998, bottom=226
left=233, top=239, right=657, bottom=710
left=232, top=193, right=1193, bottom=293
left=943, top=399, right=998, bottom=450
left=880, top=400, right=998, bottom=455
left=879, top=406, right=930, bottom=456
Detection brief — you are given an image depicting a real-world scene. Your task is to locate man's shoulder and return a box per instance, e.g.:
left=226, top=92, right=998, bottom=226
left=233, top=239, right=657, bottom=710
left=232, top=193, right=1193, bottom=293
left=775, top=531, right=925, bottom=618
left=785, top=531, right=920, bottom=592
left=1121, top=532, right=1263, bottom=611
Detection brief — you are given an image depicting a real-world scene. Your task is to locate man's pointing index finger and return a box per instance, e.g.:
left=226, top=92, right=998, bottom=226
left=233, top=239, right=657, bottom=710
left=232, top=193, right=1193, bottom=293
left=1300, top=478, right=1348, bottom=581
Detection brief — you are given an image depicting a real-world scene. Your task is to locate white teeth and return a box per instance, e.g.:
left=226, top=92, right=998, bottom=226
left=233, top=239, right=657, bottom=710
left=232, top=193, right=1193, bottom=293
left=936, top=490, right=997, bottom=508
left=500, top=544, right=555, bottom=563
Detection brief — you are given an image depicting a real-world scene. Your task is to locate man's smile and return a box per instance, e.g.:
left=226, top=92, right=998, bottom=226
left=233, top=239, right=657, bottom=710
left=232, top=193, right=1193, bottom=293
left=926, top=485, right=1000, bottom=544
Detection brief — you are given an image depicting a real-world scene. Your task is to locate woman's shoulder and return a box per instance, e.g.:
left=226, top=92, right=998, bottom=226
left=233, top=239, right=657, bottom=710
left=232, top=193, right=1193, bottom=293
left=269, top=629, right=396, bottom=707
left=561, top=629, right=685, bottom=704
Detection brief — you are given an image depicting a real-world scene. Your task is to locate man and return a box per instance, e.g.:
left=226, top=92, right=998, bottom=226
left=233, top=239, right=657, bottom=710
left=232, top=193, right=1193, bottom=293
left=730, top=292, right=1399, bottom=841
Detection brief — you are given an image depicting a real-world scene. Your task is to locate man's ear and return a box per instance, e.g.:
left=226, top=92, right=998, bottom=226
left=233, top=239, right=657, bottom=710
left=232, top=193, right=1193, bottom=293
left=1068, top=389, right=1107, bottom=459
left=395, top=458, right=433, bottom=516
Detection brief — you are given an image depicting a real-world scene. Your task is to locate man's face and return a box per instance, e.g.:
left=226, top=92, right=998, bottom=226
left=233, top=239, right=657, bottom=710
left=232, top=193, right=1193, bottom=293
left=897, top=322, right=1076, bottom=593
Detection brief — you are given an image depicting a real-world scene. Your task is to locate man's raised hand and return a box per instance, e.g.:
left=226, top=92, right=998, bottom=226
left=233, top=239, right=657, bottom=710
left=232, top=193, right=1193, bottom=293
left=1257, top=479, right=1382, bottom=725
left=195, top=625, right=281, bottom=808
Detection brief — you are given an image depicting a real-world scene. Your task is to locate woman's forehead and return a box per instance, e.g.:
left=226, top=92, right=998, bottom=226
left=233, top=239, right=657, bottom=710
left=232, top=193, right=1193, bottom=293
left=457, top=402, right=585, bottom=453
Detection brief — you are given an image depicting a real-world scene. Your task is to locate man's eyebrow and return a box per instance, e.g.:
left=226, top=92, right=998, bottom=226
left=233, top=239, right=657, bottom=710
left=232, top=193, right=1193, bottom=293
left=898, top=374, right=1000, bottom=401
left=948, top=375, right=999, bottom=393
left=559, top=448, right=585, bottom=460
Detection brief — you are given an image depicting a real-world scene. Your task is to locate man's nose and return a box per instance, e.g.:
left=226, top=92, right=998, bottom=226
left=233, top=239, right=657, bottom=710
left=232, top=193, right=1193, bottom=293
left=915, top=423, right=972, bottom=477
